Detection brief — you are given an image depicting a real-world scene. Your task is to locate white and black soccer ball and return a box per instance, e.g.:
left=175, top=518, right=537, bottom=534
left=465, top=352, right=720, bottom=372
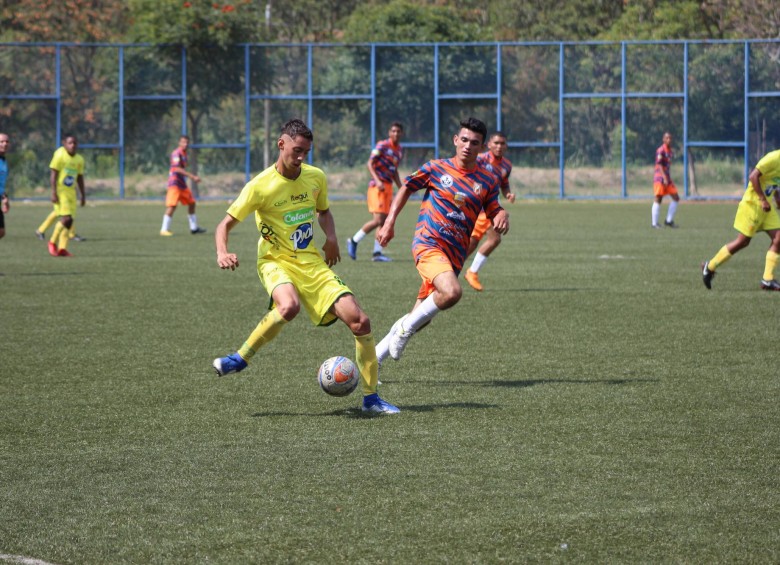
left=317, top=356, right=359, bottom=397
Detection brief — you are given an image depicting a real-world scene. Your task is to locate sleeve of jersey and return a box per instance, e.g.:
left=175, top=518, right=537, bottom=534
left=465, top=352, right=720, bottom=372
left=316, top=171, right=329, bottom=211
left=484, top=180, right=504, bottom=220
left=227, top=181, right=262, bottom=222
left=49, top=150, right=61, bottom=171
left=502, top=164, right=511, bottom=190
left=404, top=163, right=431, bottom=193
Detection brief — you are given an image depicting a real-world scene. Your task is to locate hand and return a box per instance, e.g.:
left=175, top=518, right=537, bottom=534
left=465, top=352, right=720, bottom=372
left=492, top=210, right=509, bottom=235
left=377, top=223, right=394, bottom=247
left=1, top=196, right=8, bottom=214
left=505, top=192, right=516, bottom=204
left=51, top=192, right=59, bottom=204
left=80, top=197, right=86, bottom=207
left=762, top=199, right=771, bottom=212
left=321, top=237, right=341, bottom=267
left=217, top=252, right=239, bottom=270
left=192, top=175, right=201, bottom=183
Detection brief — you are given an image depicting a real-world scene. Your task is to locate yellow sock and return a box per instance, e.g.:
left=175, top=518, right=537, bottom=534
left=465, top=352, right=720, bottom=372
left=37, top=210, right=58, bottom=234
left=709, top=245, right=732, bottom=271
left=763, top=251, right=779, bottom=281
left=238, top=309, right=287, bottom=361
left=355, top=332, right=378, bottom=395
left=50, top=222, right=64, bottom=245
left=58, top=223, right=70, bottom=250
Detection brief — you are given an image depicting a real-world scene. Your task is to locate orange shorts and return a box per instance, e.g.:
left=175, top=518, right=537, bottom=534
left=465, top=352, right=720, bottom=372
left=470, top=211, right=491, bottom=241
left=367, top=182, right=393, bottom=215
left=166, top=187, right=196, bottom=207
left=653, top=182, right=678, bottom=198
left=414, top=247, right=455, bottom=300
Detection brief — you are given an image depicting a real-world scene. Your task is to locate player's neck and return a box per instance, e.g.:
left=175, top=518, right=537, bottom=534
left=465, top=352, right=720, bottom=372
left=452, top=156, right=477, bottom=171
left=275, top=161, right=302, bottom=181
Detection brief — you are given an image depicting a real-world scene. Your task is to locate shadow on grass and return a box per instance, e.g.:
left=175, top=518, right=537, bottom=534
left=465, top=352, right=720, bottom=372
left=16, top=271, right=91, bottom=276
left=380, top=377, right=659, bottom=388
left=250, top=401, right=499, bottom=419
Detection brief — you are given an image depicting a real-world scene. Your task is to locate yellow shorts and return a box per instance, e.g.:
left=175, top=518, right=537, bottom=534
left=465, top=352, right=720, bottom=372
left=733, top=200, right=780, bottom=238
left=470, top=211, right=491, bottom=241
left=367, top=182, right=393, bottom=215
left=258, top=254, right=352, bottom=326
left=653, top=182, right=678, bottom=197
left=55, top=189, right=77, bottom=217
left=166, top=187, right=196, bottom=207
left=414, top=247, right=454, bottom=300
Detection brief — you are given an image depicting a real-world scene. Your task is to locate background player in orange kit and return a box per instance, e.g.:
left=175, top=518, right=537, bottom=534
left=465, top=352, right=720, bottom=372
left=347, top=122, right=404, bottom=262
left=464, top=131, right=515, bottom=291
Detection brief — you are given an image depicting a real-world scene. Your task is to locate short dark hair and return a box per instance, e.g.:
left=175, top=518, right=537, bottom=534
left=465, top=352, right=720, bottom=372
left=490, top=131, right=507, bottom=141
left=390, top=121, right=404, bottom=131
left=62, top=133, right=77, bottom=142
left=280, top=119, right=313, bottom=141
left=459, top=117, right=487, bottom=144
left=179, top=135, right=190, bottom=141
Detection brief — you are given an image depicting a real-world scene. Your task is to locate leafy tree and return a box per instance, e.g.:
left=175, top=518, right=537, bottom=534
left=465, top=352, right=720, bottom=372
left=342, top=0, right=483, bottom=43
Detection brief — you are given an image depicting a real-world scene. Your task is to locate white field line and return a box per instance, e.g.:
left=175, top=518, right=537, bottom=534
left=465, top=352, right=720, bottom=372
left=0, top=555, right=60, bottom=565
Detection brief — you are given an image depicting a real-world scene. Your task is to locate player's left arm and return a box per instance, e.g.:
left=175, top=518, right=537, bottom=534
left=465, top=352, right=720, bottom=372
left=317, top=208, right=341, bottom=267
left=486, top=186, right=509, bottom=235
left=77, top=174, right=86, bottom=206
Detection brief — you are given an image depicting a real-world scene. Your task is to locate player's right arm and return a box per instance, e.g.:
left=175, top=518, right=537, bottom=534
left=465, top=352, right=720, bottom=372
left=49, top=168, right=59, bottom=204
left=749, top=168, right=770, bottom=212
left=376, top=184, right=413, bottom=246
left=215, top=214, right=241, bottom=270
left=367, top=152, right=385, bottom=190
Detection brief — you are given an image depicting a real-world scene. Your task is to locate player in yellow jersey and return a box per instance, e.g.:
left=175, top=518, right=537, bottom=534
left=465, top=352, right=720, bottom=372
left=212, top=119, right=399, bottom=415
left=46, top=134, right=86, bottom=257
left=701, top=148, right=780, bottom=291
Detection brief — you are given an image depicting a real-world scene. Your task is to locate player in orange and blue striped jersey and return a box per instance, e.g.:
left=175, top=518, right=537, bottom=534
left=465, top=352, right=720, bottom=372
left=375, top=117, right=509, bottom=364
left=347, top=122, right=404, bottom=262
left=464, top=131, right=515, bottom=291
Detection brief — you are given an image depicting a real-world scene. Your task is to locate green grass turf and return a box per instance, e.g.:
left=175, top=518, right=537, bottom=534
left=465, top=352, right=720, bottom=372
left=1, top=199, right=778, bottom=563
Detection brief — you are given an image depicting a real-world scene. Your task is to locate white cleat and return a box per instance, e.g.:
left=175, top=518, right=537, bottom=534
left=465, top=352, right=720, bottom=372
left=388, top=314, right=414, bottom=361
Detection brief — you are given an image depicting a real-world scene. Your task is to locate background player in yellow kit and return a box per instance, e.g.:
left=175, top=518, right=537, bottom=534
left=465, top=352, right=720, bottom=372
left=212, top=119, right=399, bottom=415
left=702, top=147, right=780, bottom=291
left=47, top=134, right=85, bottom=257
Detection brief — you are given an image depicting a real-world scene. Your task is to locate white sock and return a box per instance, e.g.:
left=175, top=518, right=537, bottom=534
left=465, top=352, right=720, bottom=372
left=403, top=295, right=441, bottom=333
left=188, top=214, right=198, bottom=231
left=161, top=215, right=173, bottom=232
left=373, top=240, right=384, bottom=254
left=470, top=252, right=488, bottom=273
left=376, top=331, right=391, bottom=365
left=651, top=202, right=660, bottom=226
left=352, top=229, right=367, bottom=243
left=666, top=200, right=678, bottom=223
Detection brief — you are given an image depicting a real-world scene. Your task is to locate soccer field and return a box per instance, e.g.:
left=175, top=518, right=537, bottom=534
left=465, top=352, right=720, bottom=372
left=1, top=200, right=778, bottom=563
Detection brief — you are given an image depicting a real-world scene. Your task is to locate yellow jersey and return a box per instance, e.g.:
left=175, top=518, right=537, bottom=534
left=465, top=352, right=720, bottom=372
left=227, top=163, right=329, bottom=261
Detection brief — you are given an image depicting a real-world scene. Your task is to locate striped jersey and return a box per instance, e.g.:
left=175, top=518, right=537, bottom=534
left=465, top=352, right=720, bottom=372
left=654, top=143, right=672, bottom=184
left=168, top=147, right=189, bottom=189
left=405, top=158, right=503, bottom=273
left=369, top=138, right=403, bottom=187
left=477, top=151, right=512, bottom=192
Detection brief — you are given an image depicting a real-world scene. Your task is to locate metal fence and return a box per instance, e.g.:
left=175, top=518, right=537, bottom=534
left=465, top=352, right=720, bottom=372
left=1, top=39, right=779, bottom=199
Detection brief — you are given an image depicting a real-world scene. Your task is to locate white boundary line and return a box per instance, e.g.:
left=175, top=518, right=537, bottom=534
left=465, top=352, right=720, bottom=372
left=0, top=555, right=59, bottom=565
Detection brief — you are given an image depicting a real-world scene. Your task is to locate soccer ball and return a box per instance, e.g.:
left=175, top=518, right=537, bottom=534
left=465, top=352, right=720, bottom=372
left=317, top=356, right=360, bottom=397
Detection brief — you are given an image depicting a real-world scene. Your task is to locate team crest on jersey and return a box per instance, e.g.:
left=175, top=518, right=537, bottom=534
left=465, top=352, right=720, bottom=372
left=290, top=222, right=314, bottom=250
left=473, top=183, right=482, bottom=194
left=485, top=164, right=494, bottom=172
left=453, top=191, right=466, bottom=208
left=441, top=174, right=454, bottom=188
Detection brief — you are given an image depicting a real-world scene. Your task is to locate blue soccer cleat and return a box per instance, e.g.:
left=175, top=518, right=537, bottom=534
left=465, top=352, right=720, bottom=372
left=346, top=238, right=358, bottom=260
left=213, top=353, right=247, bottom=376
left=362, top=393, right=400, bottom=415
left=372, top=252, right=392, bottom=262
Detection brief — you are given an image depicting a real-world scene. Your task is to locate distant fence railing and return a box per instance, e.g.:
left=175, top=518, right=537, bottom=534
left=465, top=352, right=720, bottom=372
left=1, top=39, right=779, bottom=199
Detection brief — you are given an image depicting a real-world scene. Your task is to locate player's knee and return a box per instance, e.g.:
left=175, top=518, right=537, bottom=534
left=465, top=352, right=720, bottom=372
left=438, top=286, right=462, bottom=309
left=275, top=300, right=300, bottom=321
left=349, top=312, right=371, bottom=335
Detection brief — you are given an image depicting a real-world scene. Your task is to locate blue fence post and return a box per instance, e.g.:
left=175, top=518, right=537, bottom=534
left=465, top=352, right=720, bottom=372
left=119, top=46, right=125, bottom=199
left=558, top=43, right=565, bottom=199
